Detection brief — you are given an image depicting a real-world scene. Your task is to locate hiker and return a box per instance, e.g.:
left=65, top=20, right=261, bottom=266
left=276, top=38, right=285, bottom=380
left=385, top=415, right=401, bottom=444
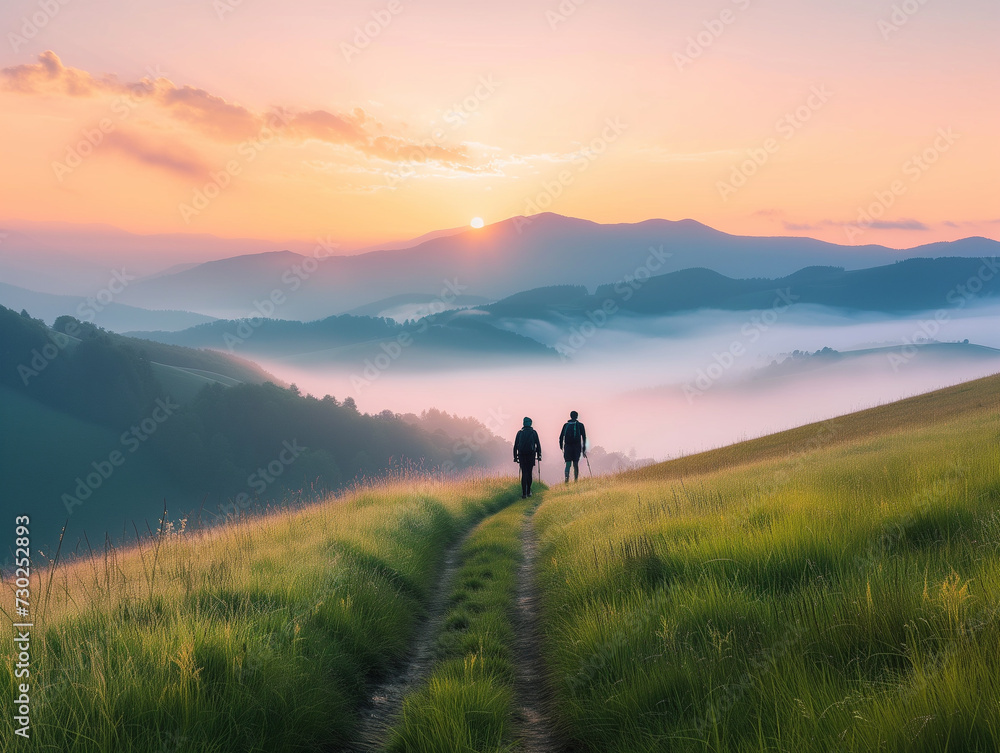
left=559, top=410, right=587, bottom=483
left=513, top=417, right=542, bottom=498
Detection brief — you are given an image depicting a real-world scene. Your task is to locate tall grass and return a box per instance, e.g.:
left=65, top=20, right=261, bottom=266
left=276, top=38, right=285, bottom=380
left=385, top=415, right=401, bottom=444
left=0, top=475, right=520, bottom=752
left=387, top=498, right=534, bottom=753
left=534, top=376, right=1000, bottom=752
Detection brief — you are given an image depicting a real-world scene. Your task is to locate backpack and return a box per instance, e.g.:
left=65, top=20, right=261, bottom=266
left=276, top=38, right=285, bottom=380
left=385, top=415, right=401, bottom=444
left=564, top=421, right=580, bottom=442
left=517, top=428, right=537, bottom=456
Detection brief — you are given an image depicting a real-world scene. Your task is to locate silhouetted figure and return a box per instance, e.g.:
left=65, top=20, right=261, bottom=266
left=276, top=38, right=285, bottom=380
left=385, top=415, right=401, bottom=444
left=514, top=417, right=542, bottom=498
left=559, top=410, right=587, bottom=483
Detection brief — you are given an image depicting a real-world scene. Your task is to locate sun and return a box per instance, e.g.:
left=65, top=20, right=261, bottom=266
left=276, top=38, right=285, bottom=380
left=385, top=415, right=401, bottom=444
left=470, top=217, right=485, bottom=229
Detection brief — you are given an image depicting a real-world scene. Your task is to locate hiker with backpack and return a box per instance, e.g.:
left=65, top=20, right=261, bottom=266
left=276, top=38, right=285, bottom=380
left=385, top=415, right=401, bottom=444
left=559, top=410, right=587, bottom=483
left=513, top=417, right=542, bottom=498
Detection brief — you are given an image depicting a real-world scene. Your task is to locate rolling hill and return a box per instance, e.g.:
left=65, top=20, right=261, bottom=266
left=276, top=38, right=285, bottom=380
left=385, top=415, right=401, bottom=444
left=127, top=312, right=556, bottom=367
left=535, top=371, right=1000, bottom=752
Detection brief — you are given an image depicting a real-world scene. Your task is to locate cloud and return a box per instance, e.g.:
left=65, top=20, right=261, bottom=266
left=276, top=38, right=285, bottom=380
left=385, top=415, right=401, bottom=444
left=2, top=51, right=477, bottom=169
left=287, top=108, right=369, bottom=144
left=285, top=109, right=469, bottom=165
left=366, top=134, right=469, bottom=165
left=160, top=86, right=260, bottom=141
left=104, top=131, right=209, bottom=178
left=0, top=50, right=133, bottom=96
left=944, top=219, right=1000, bottom=228
left=783, top=218, right=930, bottom=232
left=867, top=219, right=929, bottom=231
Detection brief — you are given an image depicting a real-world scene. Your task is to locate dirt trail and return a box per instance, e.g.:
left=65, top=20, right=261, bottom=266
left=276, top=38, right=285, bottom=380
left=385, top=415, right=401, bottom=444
left=343, top=531, right=468, bottom=753
left=513, top=503, right=563, bottom=753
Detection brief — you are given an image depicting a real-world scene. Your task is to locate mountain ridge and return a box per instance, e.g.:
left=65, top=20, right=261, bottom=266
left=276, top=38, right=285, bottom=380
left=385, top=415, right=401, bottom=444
left=112, top=214, right=1000, bottom=321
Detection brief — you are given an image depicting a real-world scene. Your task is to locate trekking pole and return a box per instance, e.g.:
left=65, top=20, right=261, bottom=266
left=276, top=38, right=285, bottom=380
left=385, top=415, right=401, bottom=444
left=585, top=452, right=593, bottom=478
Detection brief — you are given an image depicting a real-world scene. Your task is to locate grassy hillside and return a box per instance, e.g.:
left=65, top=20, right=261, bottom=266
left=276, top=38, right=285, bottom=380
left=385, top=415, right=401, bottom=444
left=0, top=476, right=520, bottom=751
left=534, top=372, right=1000, bottom=752
left=625, top=371, right=1000, bottom=481
left=0, top=384, right=190, bottom=556
left=7, top=363, right=1000, bottom=751
left=2, top=307, right=513, bottom=557
left=75, top=322, right=281, bottom=387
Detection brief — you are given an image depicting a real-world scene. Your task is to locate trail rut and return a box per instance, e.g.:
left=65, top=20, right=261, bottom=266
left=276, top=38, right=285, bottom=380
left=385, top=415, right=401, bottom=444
left=343, top=531, right=468, bottom=752
left=513, top=504, right=562, bottom=753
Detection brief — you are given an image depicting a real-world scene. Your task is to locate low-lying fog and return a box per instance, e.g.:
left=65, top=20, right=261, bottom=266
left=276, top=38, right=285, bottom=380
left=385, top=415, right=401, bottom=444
left=256, top=303, right=1000, bottom=465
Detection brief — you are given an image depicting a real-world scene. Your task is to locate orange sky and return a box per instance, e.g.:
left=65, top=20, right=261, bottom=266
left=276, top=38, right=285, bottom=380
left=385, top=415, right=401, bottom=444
left=0, top=0, right=997, bottom=251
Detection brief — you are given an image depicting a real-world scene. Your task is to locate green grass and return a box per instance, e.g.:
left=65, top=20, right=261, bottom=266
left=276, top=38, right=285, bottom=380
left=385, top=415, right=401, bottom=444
left=0, top=475, right=520, bottom=752
left=8, top=369, right=1000, bottom=752
left=387, top=497, right=535, bottom=753
left=534, top=373, right=1000, bottom=752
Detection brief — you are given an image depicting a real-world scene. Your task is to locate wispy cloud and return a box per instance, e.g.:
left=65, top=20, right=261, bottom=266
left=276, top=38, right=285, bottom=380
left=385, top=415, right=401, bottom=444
left=2, top=51, right=476, bottom=169
left=160, top=86, right=260, bottom=141
left=0, top=50, right=135, bottom=96
left=867, top=219, right=929, bottom=231
left=104, top=130, right=209, bottom=178
left=782, top=218, right=929, bottom=232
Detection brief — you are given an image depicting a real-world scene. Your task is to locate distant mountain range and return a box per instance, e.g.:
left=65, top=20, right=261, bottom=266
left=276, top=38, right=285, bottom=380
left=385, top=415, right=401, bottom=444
left=125, top=256, right=1000, bottom=368
left=128, top=313, right=555, bottom=368
left=110, top=214, right=1000, bottom=321
left=0, top=281, right=216, bottom=332
left=0, top=219, right=467, bottom=298
left=0, top=221, right=307, bottom=295
left=472, top=257, right=1000, bottom=324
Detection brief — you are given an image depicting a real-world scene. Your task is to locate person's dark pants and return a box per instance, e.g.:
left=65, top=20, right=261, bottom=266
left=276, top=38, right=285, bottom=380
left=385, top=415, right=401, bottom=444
left=565, top=460, right=579, bottom=481
left=519, top=461, right=535, bottom=497
left=564, top=445, right=582, bottom=481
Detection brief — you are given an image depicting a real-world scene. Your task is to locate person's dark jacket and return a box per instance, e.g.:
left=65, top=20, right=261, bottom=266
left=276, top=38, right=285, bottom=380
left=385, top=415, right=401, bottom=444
left=559, top=420, right=587, bottom=461
left=514, top=427, right=542, bottom=467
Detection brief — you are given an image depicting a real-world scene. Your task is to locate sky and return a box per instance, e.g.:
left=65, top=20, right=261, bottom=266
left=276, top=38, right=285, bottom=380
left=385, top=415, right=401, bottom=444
left=1, top=0, right=998, bottom=250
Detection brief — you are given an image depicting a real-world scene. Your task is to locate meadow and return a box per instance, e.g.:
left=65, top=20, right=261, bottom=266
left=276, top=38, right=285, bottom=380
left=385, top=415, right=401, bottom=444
left=0, top=475, right=520, bottom=752
left=5, top=370, right=1000, bottom=752
left=534, top=372, right=1000, bottom=752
